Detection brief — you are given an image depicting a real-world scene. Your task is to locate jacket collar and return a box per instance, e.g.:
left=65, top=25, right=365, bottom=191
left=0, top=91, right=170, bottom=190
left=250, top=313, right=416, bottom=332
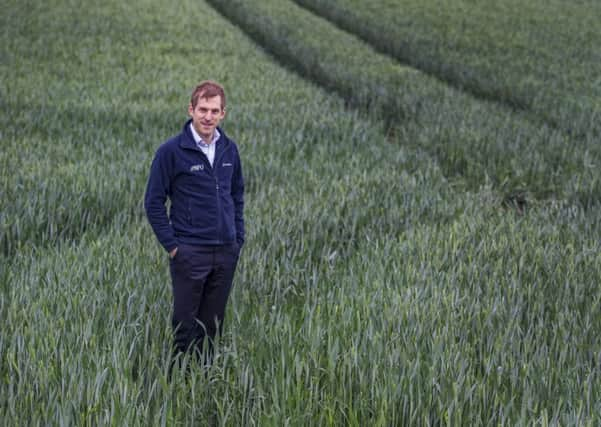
left=179, top=119, right=229, bottom=152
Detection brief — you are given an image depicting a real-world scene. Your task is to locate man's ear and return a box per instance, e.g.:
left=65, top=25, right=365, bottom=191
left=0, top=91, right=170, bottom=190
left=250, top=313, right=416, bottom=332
left=188, top=103, right=194, bottom=116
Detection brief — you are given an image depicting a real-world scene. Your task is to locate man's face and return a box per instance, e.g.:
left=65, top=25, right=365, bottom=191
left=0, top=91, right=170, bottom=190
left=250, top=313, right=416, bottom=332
left=188, top=95, right=225, bottom=141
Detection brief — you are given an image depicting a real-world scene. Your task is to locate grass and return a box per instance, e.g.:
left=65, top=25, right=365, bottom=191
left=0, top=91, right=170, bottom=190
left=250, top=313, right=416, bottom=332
left=1, top=0, right=600, bottom=425
left=207, top=0, right=601, bottom=208
left=293, top=0, right=601, bottom=138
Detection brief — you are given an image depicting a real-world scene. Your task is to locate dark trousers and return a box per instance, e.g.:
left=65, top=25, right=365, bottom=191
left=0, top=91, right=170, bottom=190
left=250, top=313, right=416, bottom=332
left=169, top=243, right=240, bottom=362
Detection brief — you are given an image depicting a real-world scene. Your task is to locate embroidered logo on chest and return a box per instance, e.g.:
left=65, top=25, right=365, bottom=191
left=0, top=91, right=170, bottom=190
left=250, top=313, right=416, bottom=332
left=190, top=164, right=204, bottom=172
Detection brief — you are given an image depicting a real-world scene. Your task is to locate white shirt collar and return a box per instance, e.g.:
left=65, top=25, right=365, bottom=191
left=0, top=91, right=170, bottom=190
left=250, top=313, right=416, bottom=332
left=189, top=123, right=220, bottom=147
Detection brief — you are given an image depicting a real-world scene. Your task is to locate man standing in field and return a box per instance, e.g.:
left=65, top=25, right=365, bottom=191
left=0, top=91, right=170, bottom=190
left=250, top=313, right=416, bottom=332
left=144, top=80, right=244, bottom=365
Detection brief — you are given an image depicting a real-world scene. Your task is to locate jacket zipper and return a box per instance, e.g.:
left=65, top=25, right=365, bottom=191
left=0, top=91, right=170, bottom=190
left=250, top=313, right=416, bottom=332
left=188, top=140, right=228, bottom=244
left=213, top=146, right=227, bottom=245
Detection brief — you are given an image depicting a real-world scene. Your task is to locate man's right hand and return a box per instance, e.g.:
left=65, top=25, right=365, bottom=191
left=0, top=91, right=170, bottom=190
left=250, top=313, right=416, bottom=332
left=169, top=247, right=178, bottom=259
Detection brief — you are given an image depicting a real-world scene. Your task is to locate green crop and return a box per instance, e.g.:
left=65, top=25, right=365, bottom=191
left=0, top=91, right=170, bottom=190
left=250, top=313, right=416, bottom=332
left=208, top=0, right=601, bottom=206
left=294, top=0, right=601, bottom=139
left=2, top=0, right=600, bottom=425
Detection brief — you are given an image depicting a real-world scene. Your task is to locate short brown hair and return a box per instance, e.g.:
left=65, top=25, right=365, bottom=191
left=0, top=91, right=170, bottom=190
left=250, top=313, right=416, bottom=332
left=190, top=80, right=226, bottom=110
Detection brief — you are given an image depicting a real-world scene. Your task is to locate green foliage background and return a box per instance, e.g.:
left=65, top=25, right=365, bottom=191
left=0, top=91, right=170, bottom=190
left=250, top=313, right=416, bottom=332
left=1, top=0, right=600, bottom=425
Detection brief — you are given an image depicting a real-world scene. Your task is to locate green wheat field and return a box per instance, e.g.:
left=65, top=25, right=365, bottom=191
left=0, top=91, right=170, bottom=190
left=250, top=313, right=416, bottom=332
left=2, top=0, right=600, bottom=425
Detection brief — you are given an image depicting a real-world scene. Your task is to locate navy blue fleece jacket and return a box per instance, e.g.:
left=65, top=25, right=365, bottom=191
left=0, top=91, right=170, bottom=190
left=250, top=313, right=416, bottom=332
left=144, top=120, right=244, bottom=252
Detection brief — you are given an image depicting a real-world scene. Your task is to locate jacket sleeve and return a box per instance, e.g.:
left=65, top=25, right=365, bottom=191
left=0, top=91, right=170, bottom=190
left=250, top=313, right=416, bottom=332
left=231, top=144, right=245, bottom=247
left=144, top=146, right=178, bottom=253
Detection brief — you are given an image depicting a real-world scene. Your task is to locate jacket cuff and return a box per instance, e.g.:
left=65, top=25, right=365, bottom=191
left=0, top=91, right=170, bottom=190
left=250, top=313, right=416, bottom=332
left=163, top=240, right=178, bottom=254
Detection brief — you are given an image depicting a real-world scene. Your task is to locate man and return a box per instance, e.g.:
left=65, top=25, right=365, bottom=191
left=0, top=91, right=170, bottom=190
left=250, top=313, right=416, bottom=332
left=144, top=80, right=244, bottom=364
